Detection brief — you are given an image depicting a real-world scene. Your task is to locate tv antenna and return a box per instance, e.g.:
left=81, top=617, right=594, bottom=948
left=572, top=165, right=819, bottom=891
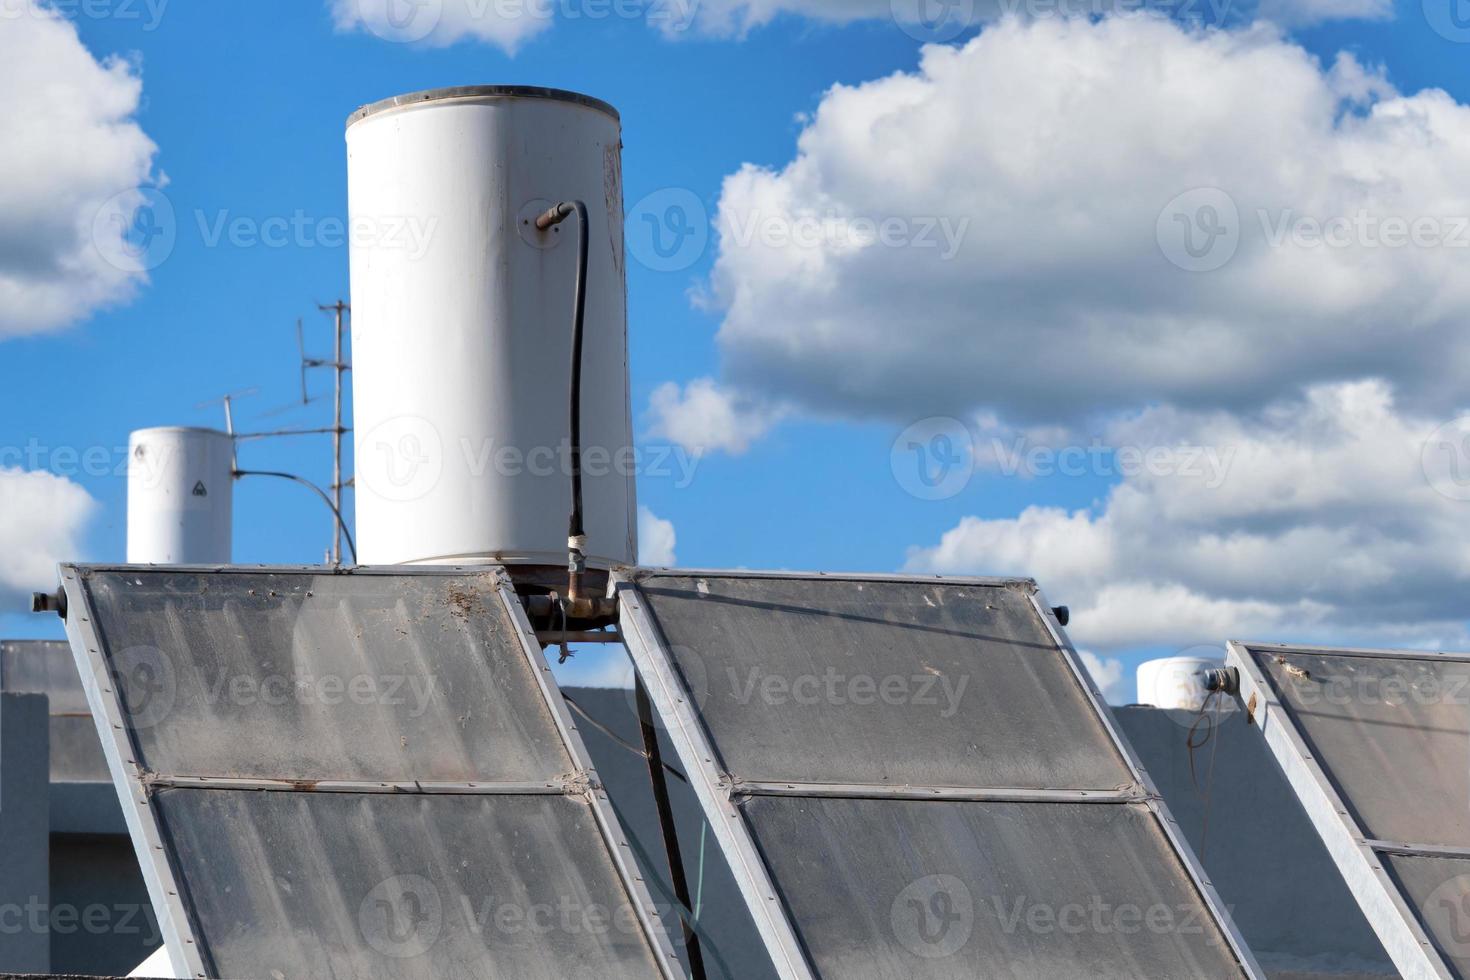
left=200, top=303, right=354, bottom=565
left=306, top=301, right=352, bottom=565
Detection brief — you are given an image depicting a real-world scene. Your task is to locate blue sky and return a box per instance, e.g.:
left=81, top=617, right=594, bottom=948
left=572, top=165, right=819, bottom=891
left=5, top=0, right=1470, bottom=699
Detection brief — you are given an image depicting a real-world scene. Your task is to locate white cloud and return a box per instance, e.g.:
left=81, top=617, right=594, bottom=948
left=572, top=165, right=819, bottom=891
left=1257, top=0, right=1391, bottom=27
left=331, top=0, right=1387, bottom=48
left=656, top=0, right=1388, bottom=38
left=637, top=505, right=678, bottom=566
left=905, top=381, right=1470, bottom=656
left=704, top=16, right=1470, bottom=432
left=0, top=2, right=160, bottom=336
left=0, top=468, right=96, bottom=611
left=648, top=378, right=785, bottom=455
left=330, top=0, right=551, bottom=52
left=1078, top=649, right=1127, bottom=704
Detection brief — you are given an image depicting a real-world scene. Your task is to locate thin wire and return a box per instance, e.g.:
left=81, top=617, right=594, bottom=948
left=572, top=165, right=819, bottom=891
left=693, top=820, right=708, bottom=921
left=561, top=693, right=689, bottom=784
left=234, top=469, right=357, bottom=563
left=1186, top=687, right=1226, bottom=861
left=600, top=792, right=734, bottom=980
left=548, top=591, right=571, bottom=663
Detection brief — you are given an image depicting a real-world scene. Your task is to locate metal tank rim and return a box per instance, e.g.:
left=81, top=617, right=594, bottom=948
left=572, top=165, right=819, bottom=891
left=130, top=426, right=232, bottom=437
left=347, top=86, right=620, bottom=130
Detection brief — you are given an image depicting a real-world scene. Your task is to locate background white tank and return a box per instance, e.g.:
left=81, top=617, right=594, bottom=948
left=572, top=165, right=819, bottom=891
left=346, top=86, right=636, bottom=567
left=1136, top=655, right=1228, bottom=711
left=127, top=427, right=233, bottom=564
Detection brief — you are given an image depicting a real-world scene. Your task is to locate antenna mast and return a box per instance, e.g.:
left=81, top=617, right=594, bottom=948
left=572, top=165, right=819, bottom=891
left=311, top=301, right=352, bottom=565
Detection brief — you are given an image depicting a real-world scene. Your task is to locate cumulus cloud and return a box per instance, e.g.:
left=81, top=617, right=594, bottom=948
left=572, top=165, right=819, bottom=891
left=703, top=16, right=1470, bottom=430
left=1256, top=0, right=1391, bottom=27
left=905, top=381, right=1470, bottom=656
left=0, top=468, right=97, bottom=611
left=329, top=0, right=551, bottom=52
left=647, top=378, right=786, bottom=455
left=0, top=2, right=161, bottom=336
left=1078, top=650, right=1127, bottom=703
left=637, top=505, right=678, bottom=566
left=330, top=0, right=1386, bottom=49
left=656, top=0, right=1389, bottom=38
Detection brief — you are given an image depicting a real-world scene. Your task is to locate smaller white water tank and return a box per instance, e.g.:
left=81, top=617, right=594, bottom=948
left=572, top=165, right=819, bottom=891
left=1136, top=655, right=1226, bottom=711
left=127, top=427, right=234, bottom=564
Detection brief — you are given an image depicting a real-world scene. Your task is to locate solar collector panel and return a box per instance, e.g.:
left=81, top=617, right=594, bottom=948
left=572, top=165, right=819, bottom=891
left=61, top=564, right=679, bottom=980
left=82, top=570, right=570, bottom=784
left=155, top=790, right=664, bottom=980
left=743, top=797, right=1243, bottom=980
left=636, top=576, right=1134, bottom=791
left=1229, top=641, right=1470, bottom=980
left=1251, top=648, right=1470, bottom=848
left=620, top=570, right=1259, bottom=980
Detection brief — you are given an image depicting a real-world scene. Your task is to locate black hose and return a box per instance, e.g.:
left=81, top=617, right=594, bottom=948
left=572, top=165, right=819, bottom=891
left=234, top=469, right=357, bottom=564
left=536, top=200, right=590, bottom=544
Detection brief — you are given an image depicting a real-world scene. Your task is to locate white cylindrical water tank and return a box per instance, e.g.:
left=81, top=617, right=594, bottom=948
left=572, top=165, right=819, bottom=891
left=1136, top=656, right=1227, bottom=711
left=127, top=427, right=234, bottom=564
left=346, top=86, right=636, bottom=568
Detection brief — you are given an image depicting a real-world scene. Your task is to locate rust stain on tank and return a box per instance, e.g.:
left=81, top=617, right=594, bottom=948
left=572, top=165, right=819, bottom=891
left=604, top=140, right=625, bottom=282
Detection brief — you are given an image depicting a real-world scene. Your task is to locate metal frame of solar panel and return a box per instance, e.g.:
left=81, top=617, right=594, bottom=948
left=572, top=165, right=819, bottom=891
left=619, top=569, right=1263, bottom=980
left=58, top=563, right=683, bottom=980
left=1227, top=640, right=1470, bottom=980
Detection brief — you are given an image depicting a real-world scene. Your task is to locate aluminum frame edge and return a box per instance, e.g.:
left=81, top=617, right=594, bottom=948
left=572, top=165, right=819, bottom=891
left=495, top=575, right=687, bottom=980
left=58, top=564, right=208, bottom=979
left=613, top=572, right=817, bottom=980
left=1225, top=640, right=1450, bottom=980
left=1032, top=591, right=1266, bottom=980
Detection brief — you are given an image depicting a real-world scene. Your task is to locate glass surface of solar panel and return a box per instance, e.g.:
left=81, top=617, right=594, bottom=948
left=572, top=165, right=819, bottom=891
left=83, top=570, right=569, bottom=783
left=622, top=571, right=1256, bottom=980
left=62, top=566, right=672, bottom=980
left=745, top=796, right=1243, bottom=979
left=1383, top=854, right=1470, bottom=978
left=1231, top=642, right=1470, bottom=980
left=157, top=789, right=663, bottom=980
left=637, top=576, right=1133, bottom=789
left=1254, top=649, right=1470, bottom=847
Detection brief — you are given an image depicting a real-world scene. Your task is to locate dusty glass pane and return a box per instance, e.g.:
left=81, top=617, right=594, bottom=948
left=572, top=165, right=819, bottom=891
left=81, top=570, right=569, bottom=783
left=1254, top=649, right=1470, bottom=847
left=156, top=789, right=664, bottom=980
left=1383, top=853, right=1470, bottom=979
left=637, top=574, right=1132, bottom=790
left=744, top=796, right=1245, bottom=980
